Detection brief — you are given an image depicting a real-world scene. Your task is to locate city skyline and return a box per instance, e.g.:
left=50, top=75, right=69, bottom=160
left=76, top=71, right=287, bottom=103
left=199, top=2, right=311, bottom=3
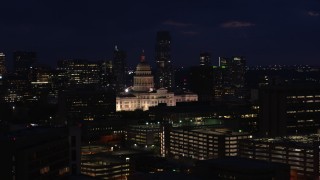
left=0, top=0, right=319, bottom=68
left=2, top=1, right=320, bottom=180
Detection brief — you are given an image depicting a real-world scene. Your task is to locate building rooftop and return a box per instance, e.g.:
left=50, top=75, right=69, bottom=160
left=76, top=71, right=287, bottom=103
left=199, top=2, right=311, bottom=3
left=195, top=157, right=289, bottom=174
left=82, top=146, right=152, bottom=158
left=0, top=126, right=67, bottom=140
left=129, top=172, right=200, bottom=180
left=260, top=84, right=320, bottom=91
left=69, top=175, right=98, bottom=180
left=129, top=124, right=160, bottom=129
left=174, top=128, right=251, bottom=136
left=82, top=152, right=125, bottom=164
left=117, top=93, right=137, bottom=98
left=0, top=126, right=69, bottom=149
left=244, top=134, right=320, bottom=148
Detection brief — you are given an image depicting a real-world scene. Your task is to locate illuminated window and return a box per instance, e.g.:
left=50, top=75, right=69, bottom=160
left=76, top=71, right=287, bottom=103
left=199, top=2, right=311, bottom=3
left=40, top=166, right=50, bottom=174
left=59, top=167, right=70, bottom=175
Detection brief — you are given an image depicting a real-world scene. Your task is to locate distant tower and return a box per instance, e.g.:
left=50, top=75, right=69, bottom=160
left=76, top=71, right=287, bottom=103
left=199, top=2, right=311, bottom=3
left=113, top=46, right=127, bottom=93
left=231, top=56, right=246, bottom=88
left=188, top=52, right=213, bottom=102
left=0, top=52, right=6, bottom=77
left=200, top=52, right=211, bottom=66
left=100, top=60, right=113, bottom=88
left=133, top=50, right=154, bottom=92
left=214, top=56, right=247, bottom=101
left=13, top=51, right=36, bottom=77
left=155, top=31, right=174, bottom=91
left=0, top=52, right=5, bottom=85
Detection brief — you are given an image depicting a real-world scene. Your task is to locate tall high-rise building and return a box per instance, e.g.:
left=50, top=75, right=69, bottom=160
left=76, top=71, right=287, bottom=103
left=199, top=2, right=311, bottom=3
left=13, top=51, right=36, bottom=77
left=113, top=46, right=127, bottom=93
left=199, top=52, right=211, bottom=66
left=189, top=52, right=214, bottom=101
left=231, top=56, right=246, bottom=88
left=155, top=31, right=174, bottom=91
left=57, top=59, right=100, bottom=86
left=189, top=67, right=213, bottom=102
left=188, top=52, right=213, bottom=101
left=259, top=84, right=320, bottom=137
left=0, top=52, right=5, bottom=77
left=100, top=60, right=114, bottom=88
left=213, top=56, right=247, bottom=101
left=0, top=52, right=5, bottom=86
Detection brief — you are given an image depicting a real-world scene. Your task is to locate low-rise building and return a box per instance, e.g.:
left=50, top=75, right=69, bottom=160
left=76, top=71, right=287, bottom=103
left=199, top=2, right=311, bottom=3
left=0, top=127, right=72, bottom=179
left=168, top=128, right=252, bottom=160
left=127, top=124, right=160, bottom=148
left=81, top=147, right=150, bottom=180
left=239, top=134, right=320, bottom=179
left=81, top=154, right=130, bottom=180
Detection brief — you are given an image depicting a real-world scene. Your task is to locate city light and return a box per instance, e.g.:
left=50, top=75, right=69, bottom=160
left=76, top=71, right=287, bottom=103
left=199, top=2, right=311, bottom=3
left=0, top=2, right=319, bottom=179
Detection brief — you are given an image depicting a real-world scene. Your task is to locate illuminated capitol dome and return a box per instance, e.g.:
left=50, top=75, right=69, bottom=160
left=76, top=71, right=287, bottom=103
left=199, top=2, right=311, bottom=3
left=116, top=50, right=198, bottom=111
left=132, top=50, right=154, bottom=92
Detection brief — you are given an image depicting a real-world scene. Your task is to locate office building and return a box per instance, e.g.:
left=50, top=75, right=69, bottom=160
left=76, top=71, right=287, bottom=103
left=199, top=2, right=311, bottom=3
left=188, top=53, right=213, bottom=102
left=127, top=124, right=160, bottom=148
left=81, top=147, right=150, bottom=180
left=13, top=51, right=36, bottom=77
left=100, top=60, right=114, bottom=88
left=113, top=46, right=127, bottom=93
left=199, top=52, right=211, bottom=66
left=81, top=155, right=130, bottom=180
left=155, top=31, right=174, bottom=91
left=3, top=74, right=30, bottom=102
left=0, top=127, right=71, bottom=180
left=59, top=88, right=116, bottom=123
left=57, top=59, right=100, bottom=86
left=231, top=56, right=246, bottom=88
left=259, top=84, right=320, bottom=137
left=0, top=52, right=5, bottom=77
left=0, top=52, right=5, bottom=88
left=69, top=126, right=82, bottom=175
left=167, top=128, right=252, bottom=160
left=29, top=64, right=53, bottom=92
left=188, top=65, right=213, bottom=102
left=213, top=56, right=246, bottom=101
left=239, top=134, right=320, bottom=179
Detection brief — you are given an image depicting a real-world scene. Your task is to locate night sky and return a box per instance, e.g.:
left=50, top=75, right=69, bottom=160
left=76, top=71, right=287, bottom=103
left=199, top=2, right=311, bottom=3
left=1, top=0, right=320, bottom=68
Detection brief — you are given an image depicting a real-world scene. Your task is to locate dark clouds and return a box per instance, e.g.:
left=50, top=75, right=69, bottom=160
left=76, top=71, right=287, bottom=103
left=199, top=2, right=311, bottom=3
left=162, top=20, right=194, bottom=27
left=221, top=21, right=255, bottom=28
left=0, top=0, right=320, bottom=67
left=308, top=11, right=320, bottom=17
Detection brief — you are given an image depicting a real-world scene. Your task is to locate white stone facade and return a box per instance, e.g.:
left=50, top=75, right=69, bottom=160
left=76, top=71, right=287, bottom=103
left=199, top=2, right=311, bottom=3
left=116, top=88, right=198, bottom=111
